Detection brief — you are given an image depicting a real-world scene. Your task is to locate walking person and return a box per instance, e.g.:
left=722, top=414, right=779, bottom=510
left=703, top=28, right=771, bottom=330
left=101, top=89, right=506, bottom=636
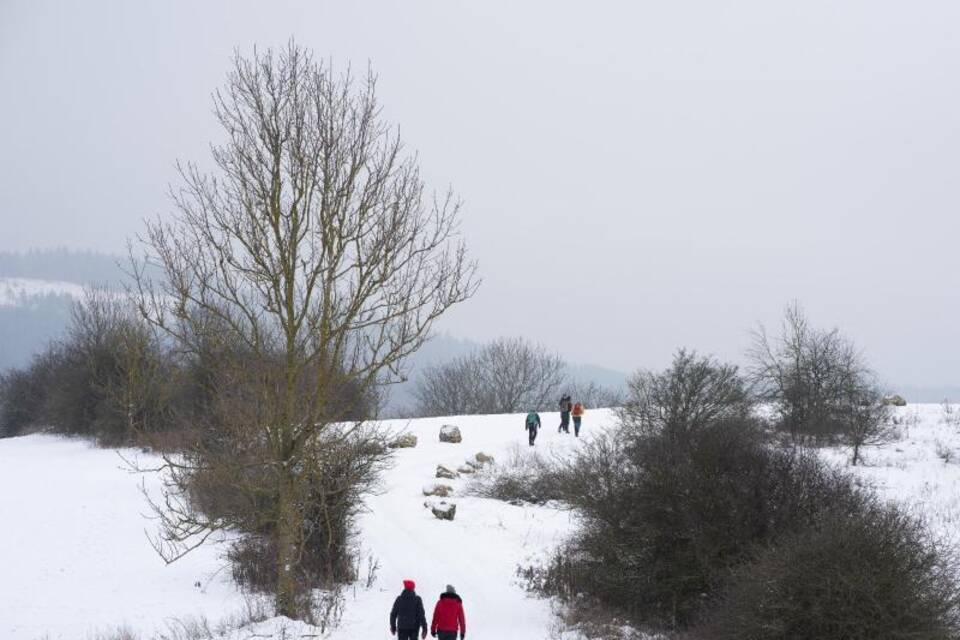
left=558, top=394, right=572, bottom=433
left=430, top=584, right=466, bottom=640
left=572, top=401, right=585, bottom=437
left=525, top=410, right=541, bottom=446
left=391, top=579, right=428, bottom=640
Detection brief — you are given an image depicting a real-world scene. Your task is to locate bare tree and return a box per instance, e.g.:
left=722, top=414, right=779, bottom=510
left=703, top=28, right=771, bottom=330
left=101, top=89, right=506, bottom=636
left=748, top=303, right=892, bottom=462
left=412, top=337, right=565, bottom=416
left=130, top=43, right=477, bottom=616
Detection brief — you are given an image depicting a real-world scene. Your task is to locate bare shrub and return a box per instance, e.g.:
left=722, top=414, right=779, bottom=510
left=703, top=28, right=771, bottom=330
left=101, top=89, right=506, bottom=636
left=936, top=441, right=956, bottom=464
left=694, top=503, right=960, bottom=640
left=188, top=423, right=392, bottom=596
left=941, top=400, right=960, bottom=430
left=618, top=348, right=753, bottom=438
left=467, top=444, right=560, bottom=504
left=0, top=288, right=172, bottom=445
left=89, top=627, right=139, bottom=640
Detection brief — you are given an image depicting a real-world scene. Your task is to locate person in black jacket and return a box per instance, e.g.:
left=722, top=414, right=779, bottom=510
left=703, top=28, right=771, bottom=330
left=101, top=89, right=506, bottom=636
left=558, top=394, right=572, bottom=433
left=391, top=579, right=428, bottom=640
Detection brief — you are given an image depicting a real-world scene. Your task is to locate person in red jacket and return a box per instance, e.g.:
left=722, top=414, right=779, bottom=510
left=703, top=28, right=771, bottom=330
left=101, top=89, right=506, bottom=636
left=430, top=584, right=466, bottom=640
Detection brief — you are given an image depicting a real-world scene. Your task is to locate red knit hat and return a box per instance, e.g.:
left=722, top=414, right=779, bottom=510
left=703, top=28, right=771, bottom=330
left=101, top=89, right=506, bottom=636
left=403, top=579, right=415, bottom=590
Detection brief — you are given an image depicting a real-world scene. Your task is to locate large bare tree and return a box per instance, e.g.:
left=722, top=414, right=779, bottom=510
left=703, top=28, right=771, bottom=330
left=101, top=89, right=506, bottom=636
left=130, top=43, right=477, bottom=615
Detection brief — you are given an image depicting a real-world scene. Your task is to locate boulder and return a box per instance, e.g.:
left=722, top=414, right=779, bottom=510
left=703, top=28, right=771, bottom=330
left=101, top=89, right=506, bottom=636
left=475, top=452, right=495, bottom=466
left=423, top=483, right=454, bottom=497
left=883, top=394, right=907, bottom=407
left=457, top=464, right=476, bottom=474
left=436, top=464, right=459, bottom=480
left=439, top=424, right=462, bottom=443
left=388, top=433, right=418, bottom=449
left=425, top=500, right=457, bottom=521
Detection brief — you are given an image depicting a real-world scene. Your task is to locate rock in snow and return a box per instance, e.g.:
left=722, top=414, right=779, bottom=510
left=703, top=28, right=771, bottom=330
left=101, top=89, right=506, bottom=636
left=389, top=433, right=418, bottom=448
left=884, top=394, right=908, bottom=407
left=425, top=500, right=457, bottom=521
left=439, top=424, right=462, bottom=443
left=436, top=464, right=459, bottom=479
left=422, top=483, right=454, bottom=497
left=475, top=451, right=495, bottom=466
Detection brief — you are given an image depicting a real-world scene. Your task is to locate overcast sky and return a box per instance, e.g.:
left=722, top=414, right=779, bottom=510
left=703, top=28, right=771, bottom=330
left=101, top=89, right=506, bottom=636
left=1, top=1, right=959, bottom=386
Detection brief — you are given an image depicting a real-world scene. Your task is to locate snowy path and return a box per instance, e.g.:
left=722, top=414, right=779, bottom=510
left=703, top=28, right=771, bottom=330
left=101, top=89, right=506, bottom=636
left=0, top=411, right=615, bottom=639
left=328, top=412, right=615, bottom=640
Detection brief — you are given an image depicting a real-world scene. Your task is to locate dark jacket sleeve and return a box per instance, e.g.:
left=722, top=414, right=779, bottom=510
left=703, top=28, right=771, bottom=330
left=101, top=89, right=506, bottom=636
left=418, top=596, right=428, bottom=632
left=390, top=596, right=399, bottom=631
left=459, top=601, right=467, bottom=635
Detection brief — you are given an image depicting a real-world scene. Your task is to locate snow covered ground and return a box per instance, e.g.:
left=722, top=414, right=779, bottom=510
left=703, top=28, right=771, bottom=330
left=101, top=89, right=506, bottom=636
left=0, top=277, right=86, bottom=306
left=2, top=405, right=959, bottom=639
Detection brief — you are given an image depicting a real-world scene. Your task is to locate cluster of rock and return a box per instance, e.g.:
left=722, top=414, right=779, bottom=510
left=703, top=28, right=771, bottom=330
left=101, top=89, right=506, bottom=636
left=423, top=424, right=497, bottom=522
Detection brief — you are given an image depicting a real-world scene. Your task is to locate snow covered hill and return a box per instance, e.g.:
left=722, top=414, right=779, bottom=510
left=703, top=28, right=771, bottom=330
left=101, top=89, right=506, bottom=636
left=0, top=277, right=87, bottom=306
left=2, top=406, right=959, bottom=639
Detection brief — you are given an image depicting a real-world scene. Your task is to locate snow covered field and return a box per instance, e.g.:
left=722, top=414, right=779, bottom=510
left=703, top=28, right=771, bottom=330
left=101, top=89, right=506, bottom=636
left=2, top=405, right=959, bottom=639
left=0, top=277, right=86, bottom=306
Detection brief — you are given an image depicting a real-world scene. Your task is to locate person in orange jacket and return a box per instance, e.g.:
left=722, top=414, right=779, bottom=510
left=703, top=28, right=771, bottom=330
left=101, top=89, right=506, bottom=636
left=430, top=584, right=466, bottom=640
left=571, top=401, right=585, bottom=437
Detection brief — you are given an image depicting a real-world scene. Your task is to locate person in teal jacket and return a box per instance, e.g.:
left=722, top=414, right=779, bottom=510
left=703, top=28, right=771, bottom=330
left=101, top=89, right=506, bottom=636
left=525, top=410, right=541, bottom=446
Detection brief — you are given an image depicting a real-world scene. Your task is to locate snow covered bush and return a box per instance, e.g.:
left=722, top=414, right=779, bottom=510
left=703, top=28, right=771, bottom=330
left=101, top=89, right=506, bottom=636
left=467, top=444, right=560, bottom=504
left=694, top=502, right=960, bottom=640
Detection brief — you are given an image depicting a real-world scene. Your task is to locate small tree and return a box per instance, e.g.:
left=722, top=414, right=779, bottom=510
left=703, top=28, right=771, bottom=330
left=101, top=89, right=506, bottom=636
left=131, top=43, right=477, bottom=616
left=749, top=303, right=893, bottom=461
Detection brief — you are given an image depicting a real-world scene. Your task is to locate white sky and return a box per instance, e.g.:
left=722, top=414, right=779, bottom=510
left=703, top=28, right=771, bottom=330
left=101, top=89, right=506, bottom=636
left=1, top=0, right=959, bottom=385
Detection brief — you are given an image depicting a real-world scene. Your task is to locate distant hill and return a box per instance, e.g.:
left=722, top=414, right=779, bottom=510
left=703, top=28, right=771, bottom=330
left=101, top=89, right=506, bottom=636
left=0, top=249, right=127, bottom=372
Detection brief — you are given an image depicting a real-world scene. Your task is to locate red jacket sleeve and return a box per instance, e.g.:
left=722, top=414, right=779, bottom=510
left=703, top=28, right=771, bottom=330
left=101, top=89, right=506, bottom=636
left=459, top=601, right=466, bottom=634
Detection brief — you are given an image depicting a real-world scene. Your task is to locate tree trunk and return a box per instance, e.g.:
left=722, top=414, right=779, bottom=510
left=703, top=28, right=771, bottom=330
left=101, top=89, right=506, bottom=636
left=276, top=467, right=301, bottom=617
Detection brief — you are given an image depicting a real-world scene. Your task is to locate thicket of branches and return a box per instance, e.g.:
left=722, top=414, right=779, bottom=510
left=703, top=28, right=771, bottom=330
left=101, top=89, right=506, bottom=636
left=411, top=336, right=620, bottom=417
left=0, top=289, right=172, bottom=444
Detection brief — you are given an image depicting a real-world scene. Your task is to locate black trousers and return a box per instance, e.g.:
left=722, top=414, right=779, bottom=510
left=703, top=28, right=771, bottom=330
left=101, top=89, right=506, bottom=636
left=398, top=629, right=420, bottom=640
left=573, top=416, right=582, bottom=436
left=528, top=426, right=538, bottom=445
left=559, top=411, right=570, bottom=432
left=437, top=632, right=458, bottom=640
